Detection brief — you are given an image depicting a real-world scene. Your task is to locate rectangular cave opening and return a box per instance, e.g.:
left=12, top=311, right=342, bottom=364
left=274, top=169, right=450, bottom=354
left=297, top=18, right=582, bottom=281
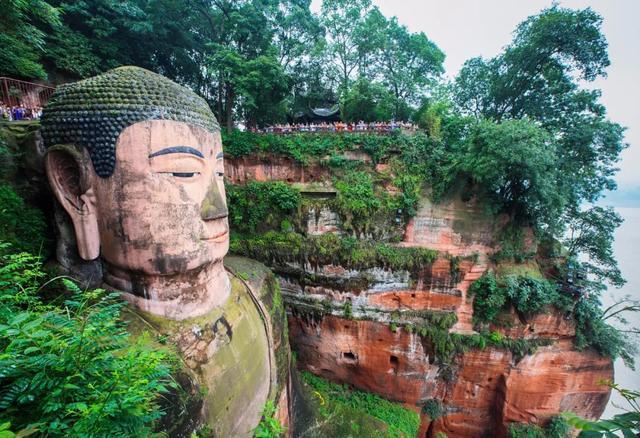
left=342, top=351, right=358, bottom=363
left=389, top=355, right=399, bottom=373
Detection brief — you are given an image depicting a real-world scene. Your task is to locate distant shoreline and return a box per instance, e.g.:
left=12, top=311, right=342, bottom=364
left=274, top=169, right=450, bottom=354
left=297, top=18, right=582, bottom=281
left=599, top=187, right=640, bottom=208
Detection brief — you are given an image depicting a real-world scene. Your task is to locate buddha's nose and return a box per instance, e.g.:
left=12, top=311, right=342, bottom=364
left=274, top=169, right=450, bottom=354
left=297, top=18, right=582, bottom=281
left=200, top=180, right=228, bottom=221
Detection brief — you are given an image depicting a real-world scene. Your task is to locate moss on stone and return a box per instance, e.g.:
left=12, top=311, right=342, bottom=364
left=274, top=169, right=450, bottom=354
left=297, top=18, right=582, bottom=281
left=230, top=231, right=438, bottom=275
left=122, top=272, right=273, bottom=437
left=224, top=256, right=291, bottom=404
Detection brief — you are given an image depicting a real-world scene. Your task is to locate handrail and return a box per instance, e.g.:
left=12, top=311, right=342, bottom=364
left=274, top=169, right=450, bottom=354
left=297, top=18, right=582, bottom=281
left=0, top=77, right=55, bottom=89
left=1, top=77, right=56, bottom=108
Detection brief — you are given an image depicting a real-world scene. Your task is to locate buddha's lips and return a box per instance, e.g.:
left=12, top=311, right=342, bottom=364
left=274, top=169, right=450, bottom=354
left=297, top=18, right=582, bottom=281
left=202, top=230, right=228, bottom=242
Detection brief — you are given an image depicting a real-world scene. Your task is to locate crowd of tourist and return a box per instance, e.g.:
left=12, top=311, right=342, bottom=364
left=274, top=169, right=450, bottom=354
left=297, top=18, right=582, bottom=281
left=0, top=104, right=43, bottom=121
left=251, top=121, right=418, bottom=134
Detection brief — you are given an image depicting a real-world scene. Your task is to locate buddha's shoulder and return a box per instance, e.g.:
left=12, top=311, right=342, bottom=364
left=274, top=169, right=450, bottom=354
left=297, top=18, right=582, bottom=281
left=123, top=257, right=282, bottom=351
left=224, top=256, right=282, bottom=311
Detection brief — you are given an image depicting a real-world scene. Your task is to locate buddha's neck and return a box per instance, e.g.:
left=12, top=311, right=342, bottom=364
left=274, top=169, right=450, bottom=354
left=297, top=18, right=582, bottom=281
left=103, top=261, right=231, bottom=320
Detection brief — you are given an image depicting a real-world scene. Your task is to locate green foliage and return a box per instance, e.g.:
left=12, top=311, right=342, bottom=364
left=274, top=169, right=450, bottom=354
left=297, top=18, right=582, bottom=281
left=470, top=271, right=569, bottom=322
left=422, top=399, right=443, bottom=421
left=0, top=244, right=176, bottom=436
left=490, top=225, right=536, bottom=264
left=334, top=172, right=380, bottom=219
left=508, top=416, right=570, bottom=438
left=503, top=275, right=563, bottom=316
left=563, top=382, right=639, bottom=437
left=0, top=0, right=61, bottom=79
left=222, top=130, right=456, bottom=236
left=405, top=311, right=548, bottom=363
left=468, top=269, right=634, bottom=365
left=508, top=423, right=546, bottom=438
left=459, top=119, right=562, bottom=227
left=546, top=416, right=572, bottom=438
left=342, top=301, right=353, bottom=320
left=252, top=400, right=286, bottom=438
left=365, top=9, right=445, bottom=117
left=301, top=371, right=420, bottom=437
left=573, top=295, right=636, bottom=368
left=332, top=171, right=401, bottom=235
left=0, top=185, right=49, bottom=257
left=223, top=130, right=398, bottom=163
left=226, top=181, right=301, bottom=234
left=229, top=231, right=438, bottom=274
left=454, top=4, right=626, bottom=245
left=340, top=78, right=394, bottom=122
left=469, top=272, right=506, bottom=323
left=564, top=206, right=625, bottom=288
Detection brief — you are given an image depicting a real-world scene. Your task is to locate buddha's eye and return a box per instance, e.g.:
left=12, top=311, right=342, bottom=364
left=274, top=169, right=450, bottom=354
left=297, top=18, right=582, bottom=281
left=171, top=172, right=200, bottom=178
left=216, top=171, right=224, bottom=177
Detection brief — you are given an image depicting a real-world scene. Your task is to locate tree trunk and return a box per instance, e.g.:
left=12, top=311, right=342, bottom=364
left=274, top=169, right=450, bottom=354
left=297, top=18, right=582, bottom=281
left=224, top=83, right=235, bottom=133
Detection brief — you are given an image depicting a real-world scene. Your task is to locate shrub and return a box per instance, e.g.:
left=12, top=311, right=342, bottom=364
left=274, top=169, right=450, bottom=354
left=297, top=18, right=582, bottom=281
left=469, top=272, right=506, bottom=322
left=252, top=400, right=286, bottom=437
left=573, top=295, right=636, bottom=368
left=0, top=184, right=49, bottom=256
left=226, top=181, right=302, bottom=233
left=503, top=275, right=559, bottom=316
left=508, top=423, right=546, bottom=438
left=508, top=416, right=570, bottom=438
left=422, top=399, right=444, bottom=421
left=470, top=272, right=570, bottom=323
left=0, top=244, right=176, bottom=436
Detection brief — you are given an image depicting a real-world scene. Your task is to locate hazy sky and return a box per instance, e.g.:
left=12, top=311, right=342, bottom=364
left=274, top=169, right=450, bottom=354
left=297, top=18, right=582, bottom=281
left=311, top=0, right=640, bottom=195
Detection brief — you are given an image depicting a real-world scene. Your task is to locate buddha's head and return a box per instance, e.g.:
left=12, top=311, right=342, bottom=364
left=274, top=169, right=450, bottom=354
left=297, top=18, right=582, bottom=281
left=42, top=67, right=229, bottom=317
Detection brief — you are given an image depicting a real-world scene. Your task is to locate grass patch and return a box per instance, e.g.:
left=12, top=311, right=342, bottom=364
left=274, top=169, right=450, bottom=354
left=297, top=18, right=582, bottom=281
left=300, top=371, right=420, bottom=437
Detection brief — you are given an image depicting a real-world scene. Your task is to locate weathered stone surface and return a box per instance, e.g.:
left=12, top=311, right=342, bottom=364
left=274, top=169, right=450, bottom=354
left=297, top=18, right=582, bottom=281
left=290, top=314, right=613, bottom=437
left=225, top=154, right=328, bottom=184
left=289, top=315, right=440, bottom=405
left=127, top=274, right=272, bottom=437
left=275, top=179, right=612, bottom=436
left=306, top=205, right=342, bottom=235
left=403, top=195, right=497, bottom=256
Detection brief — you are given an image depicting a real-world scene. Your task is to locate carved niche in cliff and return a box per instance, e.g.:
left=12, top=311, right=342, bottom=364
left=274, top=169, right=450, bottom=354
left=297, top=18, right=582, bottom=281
left=41, top=67, right=287, bottom=436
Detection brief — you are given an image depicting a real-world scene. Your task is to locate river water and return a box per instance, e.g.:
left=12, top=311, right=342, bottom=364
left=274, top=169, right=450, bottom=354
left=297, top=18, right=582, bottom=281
left=602, top=207, right=640, bottom=417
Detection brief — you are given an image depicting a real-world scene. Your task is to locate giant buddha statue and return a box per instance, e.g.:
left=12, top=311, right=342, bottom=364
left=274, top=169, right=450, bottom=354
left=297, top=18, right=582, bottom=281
left=41, top=67, right=289, bottom=437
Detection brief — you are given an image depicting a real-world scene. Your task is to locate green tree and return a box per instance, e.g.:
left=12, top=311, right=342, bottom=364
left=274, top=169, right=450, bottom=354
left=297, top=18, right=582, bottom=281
left=459, top=119, right=562, bottom=227
left=320, top=0, right=373, bottom=90
left=564, top=206, right=625, bottom=288
left=454, top=6, right=625, bottom=210
left=340, top=77, right=394, bottom=122
left=0, top=0, right=61, bottom=79
left=372, top=12, right=444, bottom=118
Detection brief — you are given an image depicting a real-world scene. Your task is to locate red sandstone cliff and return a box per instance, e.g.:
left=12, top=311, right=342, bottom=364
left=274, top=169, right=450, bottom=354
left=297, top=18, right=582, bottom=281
left=225, top=156, right=613, bottom=437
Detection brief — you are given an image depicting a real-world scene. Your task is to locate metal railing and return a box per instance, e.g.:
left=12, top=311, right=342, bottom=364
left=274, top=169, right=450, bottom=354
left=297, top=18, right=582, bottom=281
left=0, top=77, right=55, bottom=108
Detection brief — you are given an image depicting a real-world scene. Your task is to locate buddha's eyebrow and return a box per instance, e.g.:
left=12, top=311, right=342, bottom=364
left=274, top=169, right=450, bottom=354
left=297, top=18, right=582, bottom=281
left=215, top=152, right=224, bottom=159
left=149, top=146, right=204, bottom=159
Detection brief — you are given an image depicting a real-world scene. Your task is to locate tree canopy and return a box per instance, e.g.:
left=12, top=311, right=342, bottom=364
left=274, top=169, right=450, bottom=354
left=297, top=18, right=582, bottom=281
left=451, top=6, right=627, bottom=293
left=1, top=0, right=446, bottom=125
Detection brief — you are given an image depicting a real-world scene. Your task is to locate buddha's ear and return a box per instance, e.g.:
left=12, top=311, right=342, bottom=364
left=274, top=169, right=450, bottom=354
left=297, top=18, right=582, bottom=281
left=45, top=145, right=100, bottom=260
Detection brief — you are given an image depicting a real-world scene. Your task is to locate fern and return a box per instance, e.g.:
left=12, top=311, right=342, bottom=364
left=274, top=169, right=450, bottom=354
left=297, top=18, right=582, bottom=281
left=0, top=243, right=177, bottom=436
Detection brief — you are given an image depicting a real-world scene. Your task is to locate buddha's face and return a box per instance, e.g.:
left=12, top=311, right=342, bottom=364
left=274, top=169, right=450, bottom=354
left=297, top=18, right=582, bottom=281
left=89, top=120, right=228, bottom=275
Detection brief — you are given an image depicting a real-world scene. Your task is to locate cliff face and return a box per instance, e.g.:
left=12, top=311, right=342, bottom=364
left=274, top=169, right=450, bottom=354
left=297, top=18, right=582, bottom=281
left=225, top=153, right=613, bottom=437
